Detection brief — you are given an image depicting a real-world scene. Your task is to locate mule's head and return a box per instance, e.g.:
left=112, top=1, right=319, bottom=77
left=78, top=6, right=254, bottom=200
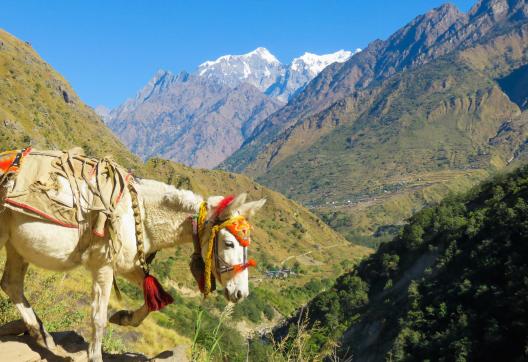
left=203, top=193, right=266, bottom=303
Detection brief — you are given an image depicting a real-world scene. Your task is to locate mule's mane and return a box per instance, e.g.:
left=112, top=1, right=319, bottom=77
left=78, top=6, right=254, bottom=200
left=135, top=179, right=202, bottom=213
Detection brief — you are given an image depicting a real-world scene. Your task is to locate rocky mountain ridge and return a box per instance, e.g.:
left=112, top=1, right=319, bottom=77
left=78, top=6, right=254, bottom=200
left=105, top=47, right=358, bottom=168
left=108, top=73, right=282, bottom=168
left=220, top=0, right=528, bottom=244
left=222, top=0, right=528, bottom=175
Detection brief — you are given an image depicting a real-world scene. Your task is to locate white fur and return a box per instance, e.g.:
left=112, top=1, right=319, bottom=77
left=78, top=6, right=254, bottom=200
left=0, top=177, right=266, bottom=361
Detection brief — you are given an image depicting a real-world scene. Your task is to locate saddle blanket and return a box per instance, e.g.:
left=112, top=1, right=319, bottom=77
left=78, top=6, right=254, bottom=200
left=1, top=147, right=130, bottom=231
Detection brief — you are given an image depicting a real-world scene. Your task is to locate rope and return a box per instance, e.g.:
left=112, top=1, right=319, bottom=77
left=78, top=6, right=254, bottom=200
left=128, top=182, right=149, bottom=274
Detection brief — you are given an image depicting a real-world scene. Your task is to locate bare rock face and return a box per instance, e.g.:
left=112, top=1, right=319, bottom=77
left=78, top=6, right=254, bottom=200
left=108, top=71, right=282, bottom=168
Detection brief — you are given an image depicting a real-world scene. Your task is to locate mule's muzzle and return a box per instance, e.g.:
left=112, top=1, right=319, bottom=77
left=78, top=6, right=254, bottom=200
left=224, top=287, right=248, bottom=303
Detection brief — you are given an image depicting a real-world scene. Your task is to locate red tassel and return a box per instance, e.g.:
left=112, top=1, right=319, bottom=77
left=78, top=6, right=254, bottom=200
left=143, top=275, right=174, bottom=311
left=214, top=195, right=235, bottom=218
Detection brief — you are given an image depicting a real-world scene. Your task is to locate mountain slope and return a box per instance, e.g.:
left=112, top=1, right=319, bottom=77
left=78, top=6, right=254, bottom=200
left=221, top=0, right=528, bottom=244
left=256, top=57, right=520, bottom=204
left=274, top=164, right=528, bottom=361
left=0, top=29, right=140, bottom=168
left=222, top=0, right=528, bottom=176
left=108, top=71, right=282, bottom=168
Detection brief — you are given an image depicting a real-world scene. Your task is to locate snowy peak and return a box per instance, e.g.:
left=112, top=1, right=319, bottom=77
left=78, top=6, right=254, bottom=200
left=197, top=47, right=283, bottom=92
left=249, top=47, right=281, bottom=64
left=195, top=47, right=360, bottom=101
left=199, top=47, right=280, bottom=68
left=290, top=49, right=358, bottom=75
left=266, top=48, right=361, bottom=102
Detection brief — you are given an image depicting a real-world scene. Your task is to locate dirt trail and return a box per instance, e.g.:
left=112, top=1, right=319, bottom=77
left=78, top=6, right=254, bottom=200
left=0, top=330, right=188, bottom=361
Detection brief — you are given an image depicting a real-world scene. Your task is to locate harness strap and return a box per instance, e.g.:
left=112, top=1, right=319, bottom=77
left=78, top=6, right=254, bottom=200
left=191, top=202, right=256, bottom=297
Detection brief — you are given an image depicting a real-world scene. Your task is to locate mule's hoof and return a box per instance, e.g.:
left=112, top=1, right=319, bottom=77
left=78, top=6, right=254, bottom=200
left=109, top=310, right=133, bottom=325
left=37, top=333, right=57, bottom=351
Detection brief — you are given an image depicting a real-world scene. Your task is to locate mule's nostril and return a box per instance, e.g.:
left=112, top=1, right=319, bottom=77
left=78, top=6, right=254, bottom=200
left=236, top=290, right=242, bottom=300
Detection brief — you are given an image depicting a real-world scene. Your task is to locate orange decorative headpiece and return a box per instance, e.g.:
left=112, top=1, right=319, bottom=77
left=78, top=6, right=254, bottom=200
left=225, top=217, right=252, bottom=247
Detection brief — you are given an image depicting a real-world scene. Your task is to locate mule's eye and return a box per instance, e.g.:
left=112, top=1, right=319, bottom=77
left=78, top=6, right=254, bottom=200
left=225, top=240, right=235, bottom=248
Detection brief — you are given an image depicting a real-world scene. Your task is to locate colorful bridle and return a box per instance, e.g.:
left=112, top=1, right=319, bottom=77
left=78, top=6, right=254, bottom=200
left=191, top=199, right=257, bottom=297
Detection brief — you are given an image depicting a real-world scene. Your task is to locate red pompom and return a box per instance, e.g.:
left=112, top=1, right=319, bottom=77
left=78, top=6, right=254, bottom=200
left=233, top=259, right=258, bottom=273
left=143, top=275, right=174, bottom=311
left=214, top=195, right=235, bottom=218
left=247, top=259, right=257, bottom=267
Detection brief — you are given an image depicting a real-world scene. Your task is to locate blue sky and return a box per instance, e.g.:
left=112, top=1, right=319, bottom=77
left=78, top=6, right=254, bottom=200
left=0, top=0, right=475, bottom=108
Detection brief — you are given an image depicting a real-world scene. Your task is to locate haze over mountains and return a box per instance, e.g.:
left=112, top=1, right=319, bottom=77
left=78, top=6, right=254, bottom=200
left=104, top=48, right=358, bottom=168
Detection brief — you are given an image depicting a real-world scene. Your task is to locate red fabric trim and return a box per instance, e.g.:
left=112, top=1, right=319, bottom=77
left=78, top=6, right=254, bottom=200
left=143, top=275, right=174, bottom=311
left=115, top=173, right=132, bottom=205
left=92, top=230, right=105, bottom=238
left=4, top=198, right=78, bottom=228
left=22, top=147, right=32, bottom=157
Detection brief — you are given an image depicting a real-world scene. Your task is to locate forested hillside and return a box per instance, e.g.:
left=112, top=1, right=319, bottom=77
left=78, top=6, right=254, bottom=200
left=274, top=164, right=528, bottom=361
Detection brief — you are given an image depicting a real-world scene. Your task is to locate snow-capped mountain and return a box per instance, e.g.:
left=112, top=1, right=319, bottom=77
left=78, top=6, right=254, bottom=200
left=105, top=46, right=360, bottom=168
left=290, top=49, right=358, bottom=77
left=268, top=49, right=360, bottom=102
left=197, top=47, right=283, bottom=92
left=195, top=47, right=360, bottom=102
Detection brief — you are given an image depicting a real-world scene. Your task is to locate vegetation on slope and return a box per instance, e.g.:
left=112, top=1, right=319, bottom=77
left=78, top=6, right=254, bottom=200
left=254, top=57, right=521, bottom=245
left=0, top=29, right=140, bottom=168
left=275, top=165, right=528, bottom=361
left=221, top=2, right=528, bottom=247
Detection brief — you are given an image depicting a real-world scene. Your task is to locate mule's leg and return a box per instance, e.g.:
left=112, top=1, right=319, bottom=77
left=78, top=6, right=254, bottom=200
left=0, top=243, right=55, bottom=349
left=109, top=268, right=150, bottom=327
left=0, top=210, right=9, bottom=249
left=88, top=264, right=113, bottom=362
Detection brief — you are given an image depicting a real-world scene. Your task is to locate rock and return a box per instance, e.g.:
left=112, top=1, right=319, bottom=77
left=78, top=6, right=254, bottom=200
left=58, top=86, right=72, bottom=104
left=62, top=90, right=71, bottom=103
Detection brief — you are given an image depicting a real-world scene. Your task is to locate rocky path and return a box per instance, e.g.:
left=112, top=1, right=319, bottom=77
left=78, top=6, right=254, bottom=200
left=0, top=330, right=188, bottom=362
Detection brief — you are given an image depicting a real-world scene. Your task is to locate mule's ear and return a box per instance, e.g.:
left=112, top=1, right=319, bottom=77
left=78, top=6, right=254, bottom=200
left=218, top=193, right=247, bottom=220
left=238, top=199, right=266, bottom=219
left=207, top=196, right=225, bottom=209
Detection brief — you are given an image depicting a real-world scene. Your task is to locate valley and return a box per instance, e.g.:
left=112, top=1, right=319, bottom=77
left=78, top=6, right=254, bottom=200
left=1, top=0, right=528, bottom=360
left=220, top=0, right=528, bottom=247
